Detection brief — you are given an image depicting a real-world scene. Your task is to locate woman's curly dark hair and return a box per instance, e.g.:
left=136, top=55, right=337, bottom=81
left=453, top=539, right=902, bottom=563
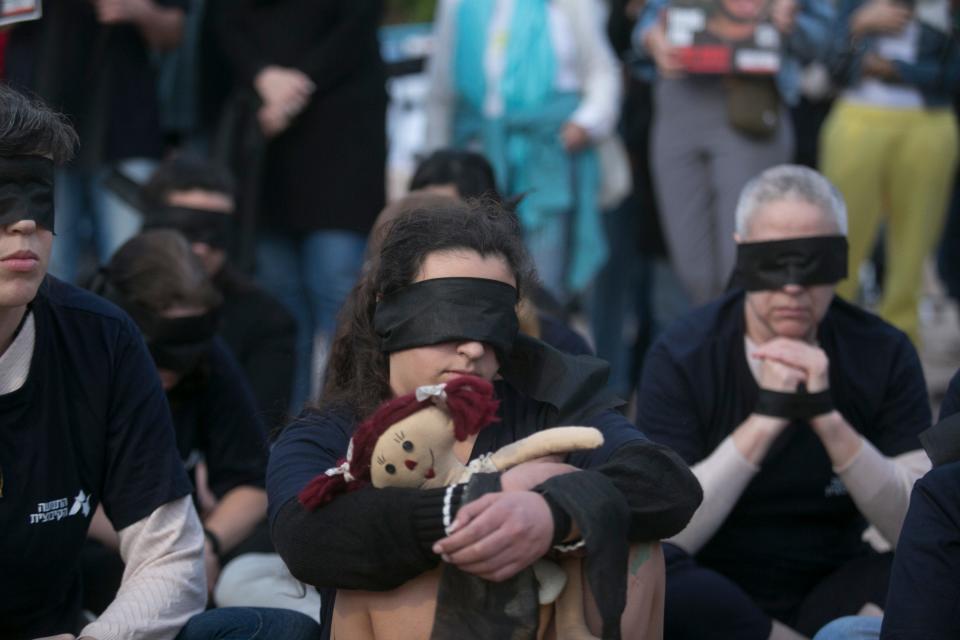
left=320, top=197, right=535, bottom=419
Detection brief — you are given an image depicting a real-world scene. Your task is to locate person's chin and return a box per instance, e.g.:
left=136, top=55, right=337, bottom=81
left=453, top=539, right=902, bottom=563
left=0, top=275, right=44, bottom=307
left=771, top=319, right=812, bottom=340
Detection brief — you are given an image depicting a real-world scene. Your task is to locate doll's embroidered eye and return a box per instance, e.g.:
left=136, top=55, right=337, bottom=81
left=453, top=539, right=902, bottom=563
left=385, top=464, right=396, bottom=474
left=403, top=441, right=414, bottom=452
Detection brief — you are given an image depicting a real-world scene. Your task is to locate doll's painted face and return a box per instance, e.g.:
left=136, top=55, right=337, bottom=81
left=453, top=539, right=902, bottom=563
left=370, top=406, right=459, bottom=489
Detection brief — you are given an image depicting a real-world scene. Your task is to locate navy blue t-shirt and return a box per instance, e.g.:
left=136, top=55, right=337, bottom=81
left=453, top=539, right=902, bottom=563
left=637, top=290, right=929, bottom=612
left=167, top=338, right=268, bottom=499
left=0, top=277, right=192, bottom=639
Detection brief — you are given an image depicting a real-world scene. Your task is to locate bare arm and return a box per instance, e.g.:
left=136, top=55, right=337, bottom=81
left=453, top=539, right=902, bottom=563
left=203, top=486, right=267, bottom=553
left=199, top=485, right=267, bottom=593
left=87, top=504, right=120, bottom=551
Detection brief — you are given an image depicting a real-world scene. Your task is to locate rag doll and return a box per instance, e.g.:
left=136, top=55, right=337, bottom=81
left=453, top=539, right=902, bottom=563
left=299, top=375, right=606, bottom=639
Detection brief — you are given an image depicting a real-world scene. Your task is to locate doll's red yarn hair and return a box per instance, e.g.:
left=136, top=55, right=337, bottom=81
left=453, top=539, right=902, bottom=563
left=298, top=375, right=499, bottom=509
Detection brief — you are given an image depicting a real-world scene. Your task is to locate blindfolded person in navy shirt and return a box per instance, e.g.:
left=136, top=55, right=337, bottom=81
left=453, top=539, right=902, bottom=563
left=0, top=86, right=206, bottom=639
left=637, top=165, right=932, bottom=639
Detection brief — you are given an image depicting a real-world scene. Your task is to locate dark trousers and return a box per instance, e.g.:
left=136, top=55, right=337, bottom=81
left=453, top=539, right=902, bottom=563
left=663, top=543, right=893, bottom=639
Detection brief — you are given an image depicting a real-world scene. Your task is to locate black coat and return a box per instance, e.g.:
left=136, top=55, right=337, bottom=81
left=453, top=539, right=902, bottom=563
left=215, top=0, right=387, bottom=235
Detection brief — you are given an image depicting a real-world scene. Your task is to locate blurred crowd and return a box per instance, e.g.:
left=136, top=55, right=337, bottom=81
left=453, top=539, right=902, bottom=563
left=3, top=0, right=960, bottom=639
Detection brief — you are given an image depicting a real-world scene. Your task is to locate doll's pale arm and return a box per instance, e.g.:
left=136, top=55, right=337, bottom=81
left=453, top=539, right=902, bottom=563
left=489, top=427, right=604, bottom=471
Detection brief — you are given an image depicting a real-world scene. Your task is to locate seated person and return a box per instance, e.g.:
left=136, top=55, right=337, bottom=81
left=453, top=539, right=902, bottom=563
left=88, top=230, right=269, bottom=604
left=636, top=165, right=931, bottom=639
left=878, top=393, right=960, bottom=640
left=140, top=155, right=297, bottom=427
left=267, top=198, right=703, bottom=639
left=0, top=86, right=206, bottom=638
left=409, top=149, right=503, bottom=201
left=813, top=378, right=960, bottom=640
left=403, top=149, right=590, bottom=355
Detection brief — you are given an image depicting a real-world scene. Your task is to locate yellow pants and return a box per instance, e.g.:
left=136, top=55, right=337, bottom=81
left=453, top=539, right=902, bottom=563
left=820, top=100, right=959, bottom=345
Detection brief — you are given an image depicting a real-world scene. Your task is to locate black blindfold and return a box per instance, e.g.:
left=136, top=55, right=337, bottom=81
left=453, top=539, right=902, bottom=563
left=143, top=311, right=219, bottom=374
left=122, top=304, right=219, bottom=374
left=0, top=155, right=55, bottom=231
left=150, top=341, right=211, bottom=375
left=143, top=206, right=233, bottom=250
left=733, top=235, right=848, bottom=291
left=374, top=277, right=519, bottom=355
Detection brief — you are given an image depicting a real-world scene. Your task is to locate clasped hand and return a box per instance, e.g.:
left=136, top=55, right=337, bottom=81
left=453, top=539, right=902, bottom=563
left=432, top=459, right=577, bottom=582
left=754, top=337, right=830, bottom=394
left=254, top=66, right=315, bottom=138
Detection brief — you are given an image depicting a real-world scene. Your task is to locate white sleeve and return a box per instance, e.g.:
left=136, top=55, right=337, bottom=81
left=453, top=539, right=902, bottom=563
left=668, top=437, right=760, bottom=554
left=835, top=441, right=931, bottom=548
left=80, top=495, right=206, bottom=640
left=566, top=0, right=622, bottom=141
left=424, top=0, right=460, bottom=151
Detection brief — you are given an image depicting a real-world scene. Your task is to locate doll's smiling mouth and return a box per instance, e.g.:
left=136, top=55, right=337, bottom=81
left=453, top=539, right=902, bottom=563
left=425, top=449, right=436, bottom=479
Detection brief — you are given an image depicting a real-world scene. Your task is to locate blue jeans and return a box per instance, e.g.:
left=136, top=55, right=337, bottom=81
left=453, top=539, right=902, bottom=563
left=524, top=216, right=570, bottom=304
left=50, top=159, right=155, bottom=283
left=255, top=229, right=366, bottom=412
left=175, top=607, right=320, bottom=640
left=813, top=616, right=882, bottom=640
left=589, top=198, right=691, bottom=397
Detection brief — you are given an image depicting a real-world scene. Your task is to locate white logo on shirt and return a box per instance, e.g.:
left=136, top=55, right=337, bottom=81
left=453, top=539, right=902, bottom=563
left=824, top=476, right=848, bottom=498
left=28, top=489, right=92, bottom=524
left=69, top=490, right=91, bottom=518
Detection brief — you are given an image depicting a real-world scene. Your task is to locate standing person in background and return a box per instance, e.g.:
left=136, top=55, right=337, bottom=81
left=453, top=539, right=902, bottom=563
left=634, top=0, right=833, bottom=305
left=592, top=0, right=693, bottom=400
left=425, top=0, right=628, bottom=305
left=5, top=0, right=187, bottom=283
left=215, top=0, right=387, bottom=411
left=141, top=155, right=297, bottom=431
left=820, top=0, right=960, bottom=346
